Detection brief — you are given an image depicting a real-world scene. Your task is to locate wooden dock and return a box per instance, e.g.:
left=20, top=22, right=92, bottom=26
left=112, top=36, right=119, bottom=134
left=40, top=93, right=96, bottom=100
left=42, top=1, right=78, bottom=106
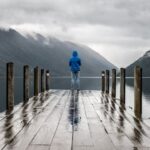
left=0, top=90, right=150, bottom=150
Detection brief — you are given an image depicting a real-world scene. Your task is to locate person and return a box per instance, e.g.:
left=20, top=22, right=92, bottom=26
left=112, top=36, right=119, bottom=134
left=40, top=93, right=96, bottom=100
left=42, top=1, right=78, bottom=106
left=69, top=51, right=81, bottom=90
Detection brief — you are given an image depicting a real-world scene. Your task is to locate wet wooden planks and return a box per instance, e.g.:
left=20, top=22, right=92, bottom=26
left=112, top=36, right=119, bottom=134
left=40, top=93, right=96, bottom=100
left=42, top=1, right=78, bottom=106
left=2, top=90, right=67, bottom=150
left=90, top=91, right=150, bottom=150
left=0, top=90, right=150, bottom=150
left=81, top=91, right=116, bottom=150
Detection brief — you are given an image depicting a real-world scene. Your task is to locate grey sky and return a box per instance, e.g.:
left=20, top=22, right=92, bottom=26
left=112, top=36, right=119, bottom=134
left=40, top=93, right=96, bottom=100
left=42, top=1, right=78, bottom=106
left=0, top=0, right=150, bottom=67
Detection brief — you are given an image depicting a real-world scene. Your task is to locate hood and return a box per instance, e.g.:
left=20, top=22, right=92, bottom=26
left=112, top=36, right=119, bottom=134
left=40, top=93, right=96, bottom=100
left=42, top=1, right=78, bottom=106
left=72, top=51, right=78, bottom=57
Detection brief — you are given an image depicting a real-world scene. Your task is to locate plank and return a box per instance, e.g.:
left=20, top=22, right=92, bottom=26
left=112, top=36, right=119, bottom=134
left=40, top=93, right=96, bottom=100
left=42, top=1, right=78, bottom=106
left=0, top=91, right=56, bottom=149
left=1, top=90, right=150, bottom=150
left=49, top=91, right=72, bottom=150
left=91, top=92, right=150, bottom=148
left=30, top=90, right=70, bottom=145
left=83, top=91, right=116, bottom=150
left=73, top=91, right=94, bottom=150
left=3, top=90, right=67, bottom=150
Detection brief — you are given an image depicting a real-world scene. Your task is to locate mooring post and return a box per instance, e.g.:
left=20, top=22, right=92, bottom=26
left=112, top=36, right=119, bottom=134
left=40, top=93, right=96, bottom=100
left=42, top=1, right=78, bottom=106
left=101, top=71, right=105, bottom=92
left=23, top=65, right=30, bottom=102
left=120, top=68, right=126, bottom=105
left=44, top=69, right=46, bottom=92
left=34, top=66, right=39, bottom=96
left=6, top=62, right=14, bottom=111
left=134, top=66, right=142, bottom=118
left=46, top=70, right=50, bottom=91
left=41, top=69, right=45, bottom=92
left=111, top=69, right=116, bottom=99
left=105, top=70, right=109, bottom=94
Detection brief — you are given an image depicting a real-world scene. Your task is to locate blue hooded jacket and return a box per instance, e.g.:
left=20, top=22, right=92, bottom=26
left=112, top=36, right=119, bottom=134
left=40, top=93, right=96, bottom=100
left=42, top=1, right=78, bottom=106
left=69, top=51, right=81, bottom=73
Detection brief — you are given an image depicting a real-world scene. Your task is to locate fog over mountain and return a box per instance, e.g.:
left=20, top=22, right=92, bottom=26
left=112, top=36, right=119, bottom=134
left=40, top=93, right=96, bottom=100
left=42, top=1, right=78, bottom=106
left=126, top=50, right=150, bottom=77
left=0, top=28, right=116, bottom=76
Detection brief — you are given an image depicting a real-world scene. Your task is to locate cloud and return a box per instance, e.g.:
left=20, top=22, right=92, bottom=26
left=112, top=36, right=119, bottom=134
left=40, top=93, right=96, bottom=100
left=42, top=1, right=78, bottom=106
left=0, top=0, right=150, bottom=67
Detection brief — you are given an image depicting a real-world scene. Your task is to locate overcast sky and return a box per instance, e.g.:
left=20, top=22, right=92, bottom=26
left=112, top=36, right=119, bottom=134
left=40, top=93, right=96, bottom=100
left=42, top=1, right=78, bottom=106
left=0, top=0, right=150, bottom=67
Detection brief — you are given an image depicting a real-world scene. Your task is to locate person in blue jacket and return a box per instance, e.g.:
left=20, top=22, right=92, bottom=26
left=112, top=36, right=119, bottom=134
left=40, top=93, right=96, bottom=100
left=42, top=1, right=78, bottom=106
left=69, top=51, right=81, bottom=90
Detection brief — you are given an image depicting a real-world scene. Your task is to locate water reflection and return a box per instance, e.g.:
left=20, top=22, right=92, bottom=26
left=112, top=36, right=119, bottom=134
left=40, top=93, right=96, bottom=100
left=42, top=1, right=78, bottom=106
left=68, top=90, right=80, bottom=129
left=32, top=96, right=39, bottom=116
left=40, top=93, right=45, bottom=105
left=118, top=107, right=125, bottom=128
left=132, top=127, right=142, bottom=144
left=110, top=98, right=116, bottom=111
left=131, top=117, right=147, bottom=144
left=102, top=94, right=109, bottom=119
left=100, top=92, right=104, bottom=104
left=45, top=91, right=50, bottom=100
left=21, top=103, right=29, bottom=127
left=4, top=111, right=15, bottom=149
left=104, top=95, right=109, bottom=111
left=109, top=96, right=125, bottom=133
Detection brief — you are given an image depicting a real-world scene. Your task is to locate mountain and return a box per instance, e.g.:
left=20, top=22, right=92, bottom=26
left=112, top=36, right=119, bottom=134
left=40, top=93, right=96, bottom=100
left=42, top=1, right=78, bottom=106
left=126, top=50, right=150, bottom=77
left=0, top=28, right=116, bottom=76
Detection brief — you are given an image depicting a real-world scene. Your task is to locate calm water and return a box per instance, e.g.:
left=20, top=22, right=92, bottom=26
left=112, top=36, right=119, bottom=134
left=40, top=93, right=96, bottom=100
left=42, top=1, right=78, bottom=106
left=0, top=76, right=150, bottom=119
left=116, top=78, right=150, bottom=119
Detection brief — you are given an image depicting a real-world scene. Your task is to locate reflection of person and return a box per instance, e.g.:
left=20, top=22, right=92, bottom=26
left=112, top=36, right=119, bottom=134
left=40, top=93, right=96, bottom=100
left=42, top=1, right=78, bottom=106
left=69, top=51, right=81, bottom=90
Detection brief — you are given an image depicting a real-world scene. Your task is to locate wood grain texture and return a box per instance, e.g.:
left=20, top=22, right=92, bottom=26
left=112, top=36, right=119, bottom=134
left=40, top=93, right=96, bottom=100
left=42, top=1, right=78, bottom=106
left=0, top=90, right=150, bottom=150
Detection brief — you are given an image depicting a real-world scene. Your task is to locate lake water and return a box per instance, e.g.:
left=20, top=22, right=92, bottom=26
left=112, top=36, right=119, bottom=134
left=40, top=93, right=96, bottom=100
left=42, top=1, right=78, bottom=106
left=116, top=78, right=150, bottom=119
left=0, top=76, right=150, bottom=119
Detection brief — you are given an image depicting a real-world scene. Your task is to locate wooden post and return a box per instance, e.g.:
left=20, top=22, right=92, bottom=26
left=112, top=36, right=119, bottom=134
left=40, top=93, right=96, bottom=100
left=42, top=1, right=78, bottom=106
left=41, top=69, right=45, bottom=92
left=134, top=66, right=142, bottom=118
left=101, top=71, right=105, bottom=92
left=111, top=69, right=116, bottom=98
left=46, top=70, right=50, bottom=91
left=23, top=65, right=30, bottom=102
left=105, top=70, right=109, bottom=94
left=6, top=62, right=14, bottom=111
left=44, top=69, right=46, bottom=92
left=34, top=66, right=39, bottom=96
left=120, top=68, right=126, bottom=105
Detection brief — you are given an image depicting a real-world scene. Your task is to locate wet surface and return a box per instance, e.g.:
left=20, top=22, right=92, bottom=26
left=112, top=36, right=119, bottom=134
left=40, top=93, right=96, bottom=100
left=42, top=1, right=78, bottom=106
left=68, top=90, right=80, bottom=127
left=0, top=90, right=150, bottom=150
